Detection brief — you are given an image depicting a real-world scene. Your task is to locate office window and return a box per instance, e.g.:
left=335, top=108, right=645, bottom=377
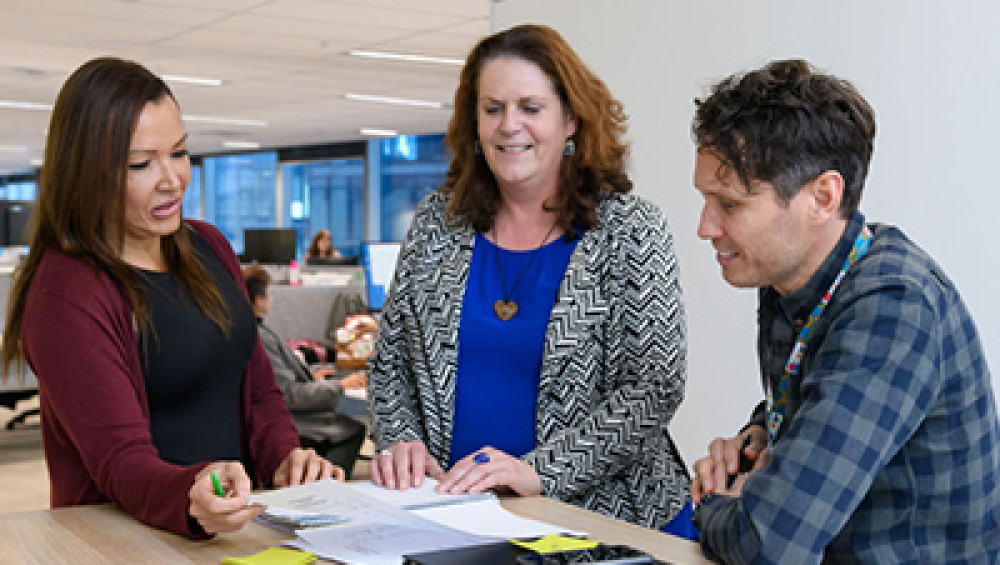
left=0, top=180, right=37, bottom=201
left=203, top=153, right=278, bottom=254
left=182, top=164, right=203, bottom=220
left=378, top=134, right=449, bottom=241
left=281, top=158, right=365, bottom=258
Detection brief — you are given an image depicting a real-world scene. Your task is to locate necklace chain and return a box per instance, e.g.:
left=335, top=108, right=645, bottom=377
left=492, top=222, right=558, bottom=321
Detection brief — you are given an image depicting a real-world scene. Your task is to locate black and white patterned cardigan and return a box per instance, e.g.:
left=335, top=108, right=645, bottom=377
left=367, top=189, right=690, bottom=528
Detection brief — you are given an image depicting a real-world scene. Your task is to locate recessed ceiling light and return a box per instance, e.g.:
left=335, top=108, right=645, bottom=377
left=0, top=145, right=28, bottom=152
left=161, top=74, right=225, bottom=87
left=347, top=49, right=464, bottom=66
left=360, top=128, right=399, bottom=137
left=184, top=115, right=268, bottom=127
left=223, top=140, right=261, bottom=150
left=0, top=100, right=53, bottom=111
left=344, top=93, right=448, bottom=109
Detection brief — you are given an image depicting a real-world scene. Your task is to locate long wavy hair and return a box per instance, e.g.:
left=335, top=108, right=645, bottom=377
left=443, top=24, right=632, bottom=237
left=2, top=57, right=229, bottom=379
left=306, top=229, right=333, bottom=258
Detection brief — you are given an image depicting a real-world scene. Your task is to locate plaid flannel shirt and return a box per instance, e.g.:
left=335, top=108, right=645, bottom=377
left=694, top=212, right=1000, bottom=564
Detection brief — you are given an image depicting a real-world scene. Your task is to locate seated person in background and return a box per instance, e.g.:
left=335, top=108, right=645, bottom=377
left=1, top=57, right=339, bottom=539
left=689, top=59, right=1000, bottom=563
left=305, top=229, right=343, bottom=265
left=243, top=266, right=367, bottom=478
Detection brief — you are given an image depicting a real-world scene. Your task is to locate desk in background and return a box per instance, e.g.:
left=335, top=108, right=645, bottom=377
left=264, top=273, right=365, bottom=344
left=0, top=494, right=711, bottom=564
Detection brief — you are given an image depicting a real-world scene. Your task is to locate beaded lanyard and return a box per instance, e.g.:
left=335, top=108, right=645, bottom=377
left=766, top=226, right=872, bottom=447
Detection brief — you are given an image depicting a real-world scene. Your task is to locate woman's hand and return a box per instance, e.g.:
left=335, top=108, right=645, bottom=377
left=370, top=440, right=444, bottom=491
left=436, top=446, right=542, bottom=497
left=691, top=426, right=768, bottom=504
left=188, top=461, right=264, bottom=534
left=273, top=447, right=343, bottom=488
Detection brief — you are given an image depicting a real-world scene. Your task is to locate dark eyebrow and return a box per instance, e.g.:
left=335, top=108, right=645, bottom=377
left=129, top=133, right=189, bottom=155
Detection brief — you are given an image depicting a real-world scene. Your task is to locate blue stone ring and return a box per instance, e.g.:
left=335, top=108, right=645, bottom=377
left=473, top=451, right=490, bottom=465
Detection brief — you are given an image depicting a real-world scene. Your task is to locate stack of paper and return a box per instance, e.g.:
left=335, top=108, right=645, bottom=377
left=248, top=479, right=584, bottom=565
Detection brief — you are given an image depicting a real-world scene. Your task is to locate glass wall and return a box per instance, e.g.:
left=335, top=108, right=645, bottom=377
left=0, top=133, right=451, bottom=259
left=281, top=158, right=365, bottom=258
left=378, top=134, right=449, bottom=241
left=203, top=153, right=279, bottom=254
left=182, top=164, right=203, bottom=220
left=0, top=178, right=37, bottom=201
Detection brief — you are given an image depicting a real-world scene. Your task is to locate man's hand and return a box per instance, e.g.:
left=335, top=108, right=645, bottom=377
left=691, top=426, right=767, bottom=504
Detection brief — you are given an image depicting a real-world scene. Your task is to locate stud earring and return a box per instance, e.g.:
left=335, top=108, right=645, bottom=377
left=474, top=141, right=482, bottom=155
left=564, top=138, right=575, bottom=156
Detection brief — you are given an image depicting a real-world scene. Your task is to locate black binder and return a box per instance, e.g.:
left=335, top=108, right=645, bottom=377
left=404, top=540, right=670, bottom=564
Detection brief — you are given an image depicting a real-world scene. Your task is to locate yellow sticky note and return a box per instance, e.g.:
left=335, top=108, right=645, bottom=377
left=511, top=534, right=600, bottom=553
left=221, top=547, right=317, bottom=565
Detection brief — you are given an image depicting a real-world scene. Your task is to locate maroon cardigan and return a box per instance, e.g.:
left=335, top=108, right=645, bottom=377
left=21, top=220, right=299, bottom=538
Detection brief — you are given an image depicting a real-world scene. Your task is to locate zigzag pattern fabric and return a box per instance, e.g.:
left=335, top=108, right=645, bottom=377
left=368, top=190, right=690, bottom=528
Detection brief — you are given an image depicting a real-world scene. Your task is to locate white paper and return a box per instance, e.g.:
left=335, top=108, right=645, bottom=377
left=250, top=478, right=419, bottom=527
left=412, top=499, right=586, bottom=539
left=249, top=479, right=584, bottom=565
left=348, top=477, right=495, bottom=510
left=293, top=521, right=491, bottom=565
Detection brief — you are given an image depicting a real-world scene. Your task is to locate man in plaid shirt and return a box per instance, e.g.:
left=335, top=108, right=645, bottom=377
left=689, top=58, right=1000, bottom=563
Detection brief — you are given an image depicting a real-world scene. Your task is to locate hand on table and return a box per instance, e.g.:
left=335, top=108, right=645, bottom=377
left=370, top=440, right=444, bottom=491
left=339, top=371, right=366, bottom=389
left=188, top=461, right=263, bottom=534
left=691, top=426, right=769, bottom=504
left=273, top=447, right=344, bottom=488
left=436, top=446, right=542, bottom=497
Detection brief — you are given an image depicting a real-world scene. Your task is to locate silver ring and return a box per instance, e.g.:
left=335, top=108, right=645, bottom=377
left=379, top=449, right=392, bottom=457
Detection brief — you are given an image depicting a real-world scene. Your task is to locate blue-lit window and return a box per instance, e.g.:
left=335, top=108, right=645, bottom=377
left=378, top=134, right=449, bottom=241
left=0, top=180, right=37, bottom=201
left=182, top=164, right=203, bottom=220
left=203, top=153, right=278, bottom=254
left=281, top=158, right=365, bottom=258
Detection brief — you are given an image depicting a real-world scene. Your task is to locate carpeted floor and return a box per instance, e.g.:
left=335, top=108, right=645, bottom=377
left=0, top=396, right=371, bottom=514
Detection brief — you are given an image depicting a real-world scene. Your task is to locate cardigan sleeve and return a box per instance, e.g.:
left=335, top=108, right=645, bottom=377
left=23, top=270, right=211, bottom=538
left=523, top=198, right=689, bottom=500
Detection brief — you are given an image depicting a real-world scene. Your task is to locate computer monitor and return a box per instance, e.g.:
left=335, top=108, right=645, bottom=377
left=242, top=228, right=298, bottom=264
left=1, top=201, right=33, bottom=246
left=361, top=242, right=402, bottom=310
left=306, top=255, right=358, bottom=267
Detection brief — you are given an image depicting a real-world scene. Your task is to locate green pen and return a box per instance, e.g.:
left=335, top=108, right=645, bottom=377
left=210, top=471, right=226, bottom=498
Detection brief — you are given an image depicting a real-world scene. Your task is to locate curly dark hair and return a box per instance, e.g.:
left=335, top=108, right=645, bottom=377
left=693, top=58, right=876, bottom=217
left=443, top=24, right=632, bottom=237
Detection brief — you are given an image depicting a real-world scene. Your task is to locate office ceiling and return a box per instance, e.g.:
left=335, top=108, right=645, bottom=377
left=0, top=0, right=493, bottom=175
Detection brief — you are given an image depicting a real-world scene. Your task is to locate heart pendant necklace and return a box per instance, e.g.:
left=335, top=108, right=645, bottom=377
left=492, top=221, right=558, bottom=322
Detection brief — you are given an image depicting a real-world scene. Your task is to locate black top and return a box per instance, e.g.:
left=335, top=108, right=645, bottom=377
left=138, top=231, right=257, bottom=466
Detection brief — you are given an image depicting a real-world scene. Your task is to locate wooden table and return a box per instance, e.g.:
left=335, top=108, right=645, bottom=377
left=0, top=496, right=711, bottom=564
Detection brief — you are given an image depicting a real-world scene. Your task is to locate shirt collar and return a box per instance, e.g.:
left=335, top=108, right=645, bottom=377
left=773, top=211, right=866, bottom=322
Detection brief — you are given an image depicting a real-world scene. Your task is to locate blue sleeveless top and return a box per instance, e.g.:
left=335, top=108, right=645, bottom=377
left=448, top=232, right=579, bottom=467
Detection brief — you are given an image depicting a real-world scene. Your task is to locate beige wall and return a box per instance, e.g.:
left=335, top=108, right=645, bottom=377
left=494, top=0, right=1000, bottom=468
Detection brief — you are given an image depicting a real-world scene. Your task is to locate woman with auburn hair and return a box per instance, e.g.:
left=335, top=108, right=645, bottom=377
left=1, top=57, right=340, bottom=539
left=368, top=24, right=692, bottom=532
left=305, top=229, right=343, bottom=264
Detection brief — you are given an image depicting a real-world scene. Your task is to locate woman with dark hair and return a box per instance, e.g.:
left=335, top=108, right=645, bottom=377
left=305, top=229, right=343, bottom=264
left=367, top=24, right=691, bottom=531
left=1, top=57, right=339, bottom=539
